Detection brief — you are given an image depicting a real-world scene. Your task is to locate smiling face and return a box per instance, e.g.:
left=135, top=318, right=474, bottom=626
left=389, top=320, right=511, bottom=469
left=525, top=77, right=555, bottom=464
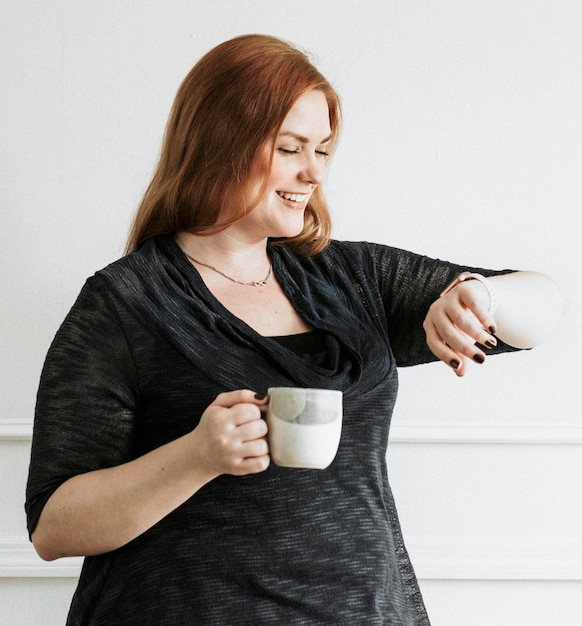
left=234, top=89, right=333, bottom=241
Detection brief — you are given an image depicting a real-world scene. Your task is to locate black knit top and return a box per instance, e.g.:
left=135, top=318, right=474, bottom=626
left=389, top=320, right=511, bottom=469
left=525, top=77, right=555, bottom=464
left=26, top=235, right=516, bottom=625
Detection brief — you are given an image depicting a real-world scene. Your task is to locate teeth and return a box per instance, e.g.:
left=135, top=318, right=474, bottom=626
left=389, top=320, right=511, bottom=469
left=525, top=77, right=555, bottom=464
left=278, top=191, right=307, bottom=202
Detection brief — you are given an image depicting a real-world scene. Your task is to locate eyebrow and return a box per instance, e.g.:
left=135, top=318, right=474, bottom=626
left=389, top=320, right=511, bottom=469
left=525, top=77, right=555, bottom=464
left=278, top=131, right=332, bottom=144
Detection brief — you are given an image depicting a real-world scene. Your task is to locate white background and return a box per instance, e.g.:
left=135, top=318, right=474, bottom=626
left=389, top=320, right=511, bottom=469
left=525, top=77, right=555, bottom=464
left=1, top=1, right=581, bottom=624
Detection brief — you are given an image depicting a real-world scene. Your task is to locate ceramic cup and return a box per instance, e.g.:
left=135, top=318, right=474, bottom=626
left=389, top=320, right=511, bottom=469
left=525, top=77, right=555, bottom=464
left=266, top=387, right=343, bottom=469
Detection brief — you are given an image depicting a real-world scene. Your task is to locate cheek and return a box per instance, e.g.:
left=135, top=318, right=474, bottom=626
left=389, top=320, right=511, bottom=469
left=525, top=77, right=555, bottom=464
left=248, top=150, right=293, bottom=203
left=244, top=169, right=270, bottom=205
left=266, top=159, right=293, bottom=188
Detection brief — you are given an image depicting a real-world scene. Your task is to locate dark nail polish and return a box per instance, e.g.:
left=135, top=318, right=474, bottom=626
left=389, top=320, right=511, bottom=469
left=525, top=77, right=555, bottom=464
left=450, top=359, right=460, bottom=370
left=488, top=325, right=497, bottom=335
left=473, top=354, right=485, bottom=364
left=254, top=393, right=267, bottom=401
left=485, top=340, right=496, bottom=349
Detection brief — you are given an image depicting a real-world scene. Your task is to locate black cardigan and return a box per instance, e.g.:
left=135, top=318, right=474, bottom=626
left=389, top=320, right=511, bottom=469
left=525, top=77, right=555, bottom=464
left=26, top=235, right=516, bottom=625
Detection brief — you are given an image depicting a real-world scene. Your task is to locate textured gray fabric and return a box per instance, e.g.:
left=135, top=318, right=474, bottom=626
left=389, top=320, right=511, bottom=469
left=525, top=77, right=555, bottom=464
left=26, top=235, right=516, bottom=625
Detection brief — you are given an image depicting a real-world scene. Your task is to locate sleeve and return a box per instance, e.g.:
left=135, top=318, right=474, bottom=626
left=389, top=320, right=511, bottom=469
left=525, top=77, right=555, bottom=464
left=25, top=276, right=139, bottom=537
left=367, top=243, right=520, bottom=367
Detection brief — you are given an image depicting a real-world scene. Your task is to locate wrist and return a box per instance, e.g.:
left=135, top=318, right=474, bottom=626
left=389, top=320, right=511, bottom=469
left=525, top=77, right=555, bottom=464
left=185, top=428, right=221, bottom=484
left=440, top=272, right=498, bottom=315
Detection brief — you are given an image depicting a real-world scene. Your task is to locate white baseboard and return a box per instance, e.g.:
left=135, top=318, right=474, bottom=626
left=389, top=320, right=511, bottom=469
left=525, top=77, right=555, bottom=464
left=2, top=536, right=581, bottom=580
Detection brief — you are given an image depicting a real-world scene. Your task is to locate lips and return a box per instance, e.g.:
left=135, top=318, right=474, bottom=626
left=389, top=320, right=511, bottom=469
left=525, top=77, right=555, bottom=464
left=276, top=191, right=309, bottom=203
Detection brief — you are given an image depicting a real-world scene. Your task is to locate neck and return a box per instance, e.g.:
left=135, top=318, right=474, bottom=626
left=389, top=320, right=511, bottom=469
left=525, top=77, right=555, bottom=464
left=175, top=230, right=271, bottom=278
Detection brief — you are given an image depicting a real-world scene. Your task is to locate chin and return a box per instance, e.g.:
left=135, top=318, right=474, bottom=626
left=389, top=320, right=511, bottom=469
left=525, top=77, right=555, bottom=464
left=263, top=218, right=303, bottom=239
left=275, top=225, right=305, bottom=240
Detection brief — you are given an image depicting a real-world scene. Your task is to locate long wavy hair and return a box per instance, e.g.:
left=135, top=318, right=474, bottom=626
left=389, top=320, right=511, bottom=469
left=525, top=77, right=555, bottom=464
left=125, top=34, right=341, bottom=256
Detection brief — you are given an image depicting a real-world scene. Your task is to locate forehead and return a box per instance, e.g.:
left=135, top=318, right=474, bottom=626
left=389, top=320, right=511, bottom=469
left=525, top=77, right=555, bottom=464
left=279, top=90, right=331, bottom=140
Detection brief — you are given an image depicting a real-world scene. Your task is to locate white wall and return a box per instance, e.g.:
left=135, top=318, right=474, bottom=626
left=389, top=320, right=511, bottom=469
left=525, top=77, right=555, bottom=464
left=2, top=1, right=581, bottom=624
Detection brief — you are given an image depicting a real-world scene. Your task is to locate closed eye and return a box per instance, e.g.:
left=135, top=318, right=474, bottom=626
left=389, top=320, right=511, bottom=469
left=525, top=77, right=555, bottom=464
left=278, top=148, right=300, bottom=155
left=278, top=147, right=330, bottom=157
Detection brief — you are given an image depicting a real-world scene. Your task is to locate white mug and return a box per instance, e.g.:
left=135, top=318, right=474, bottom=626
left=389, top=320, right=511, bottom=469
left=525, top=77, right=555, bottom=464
left=266, top=387, right=343, bottom=469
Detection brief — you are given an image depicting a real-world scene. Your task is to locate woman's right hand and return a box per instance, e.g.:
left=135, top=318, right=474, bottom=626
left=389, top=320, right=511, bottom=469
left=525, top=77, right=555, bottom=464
left=32, top=389, right=270, bottom=560
left=192, top=389, right=270, bottom=477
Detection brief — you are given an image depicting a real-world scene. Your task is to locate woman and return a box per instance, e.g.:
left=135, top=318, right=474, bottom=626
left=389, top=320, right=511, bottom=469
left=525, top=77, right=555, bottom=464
left=26, top=35, right=563, bottom=625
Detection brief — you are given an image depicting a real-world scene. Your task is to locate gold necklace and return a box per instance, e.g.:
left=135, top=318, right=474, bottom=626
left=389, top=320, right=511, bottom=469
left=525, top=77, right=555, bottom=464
left=184, top=252, right=272, bottom=287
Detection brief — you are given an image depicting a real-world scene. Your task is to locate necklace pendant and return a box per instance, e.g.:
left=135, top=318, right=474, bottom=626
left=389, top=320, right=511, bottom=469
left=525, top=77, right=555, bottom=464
left=251, top=279, right=267, bottom=287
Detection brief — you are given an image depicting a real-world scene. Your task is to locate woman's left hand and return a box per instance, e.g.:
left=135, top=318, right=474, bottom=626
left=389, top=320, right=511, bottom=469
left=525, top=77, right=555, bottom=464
left=423, top=278, right=498, bottom=376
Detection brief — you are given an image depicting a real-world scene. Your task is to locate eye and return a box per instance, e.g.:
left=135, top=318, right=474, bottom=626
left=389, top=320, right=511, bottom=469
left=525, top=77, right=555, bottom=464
left=276, top=146, right=331, bottom=158
left=277, top=147, right=300, bottom=155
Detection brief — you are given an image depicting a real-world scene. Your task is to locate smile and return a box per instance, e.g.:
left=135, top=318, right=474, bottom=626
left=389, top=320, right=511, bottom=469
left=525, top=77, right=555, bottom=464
left=277, top=191, right=309, bottom=203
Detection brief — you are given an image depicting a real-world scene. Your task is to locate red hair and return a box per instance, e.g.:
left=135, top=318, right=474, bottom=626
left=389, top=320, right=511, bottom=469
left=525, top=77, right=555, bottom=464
left=125, top=34, right=341, bottom=256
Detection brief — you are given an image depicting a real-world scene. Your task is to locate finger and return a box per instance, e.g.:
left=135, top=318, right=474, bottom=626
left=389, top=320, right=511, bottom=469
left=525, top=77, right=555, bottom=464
left=210, top=390, right=269, bottom=427
left=443, top=307, right=496, bottom=354
left=456, top=283, right=498, bottom=337
left=233, top=454, right=270, bottom=475
left=429, top=306, right=487, bottom=365
left=457, top=306, right=498, bottom=348
left=425, top=319, right=462, bottom=370
left=228, top=402, right=264, bottom=427
left=425, top=319, right=472, bottom=376
left=239, top=436, right=269, bottom=459
left=212, top=389, right=264, bottom=409
left=237, top=418, right=268, bottom=443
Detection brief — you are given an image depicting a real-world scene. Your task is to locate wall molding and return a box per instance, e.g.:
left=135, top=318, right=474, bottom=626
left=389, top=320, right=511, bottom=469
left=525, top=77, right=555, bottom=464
left=408, top=535, right=582, bottom=581
left=2, top=535, right=580, bottom=580
left=389, top=423, right=582, bottom=445
left=3, top=421, right=582, bottom=445
left=1, top=422, right=34, bottom=441
left=0, top=539, right=82, bottom=578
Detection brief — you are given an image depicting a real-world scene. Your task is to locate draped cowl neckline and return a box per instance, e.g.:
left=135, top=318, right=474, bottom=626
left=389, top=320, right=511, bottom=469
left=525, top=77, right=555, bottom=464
left=98, top=234, right=394, bottom=398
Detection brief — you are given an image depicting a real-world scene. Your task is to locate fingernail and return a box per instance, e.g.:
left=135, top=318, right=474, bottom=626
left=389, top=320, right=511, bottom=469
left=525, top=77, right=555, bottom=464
left=450, top=359, right=460, bottom=370
left=485, top=339, right=496, bottom=349
left=473, top=354, right=485, bottom=364
left=489, top=325, right=497, bottom=335
left=254, top=393, right=267, bottom=401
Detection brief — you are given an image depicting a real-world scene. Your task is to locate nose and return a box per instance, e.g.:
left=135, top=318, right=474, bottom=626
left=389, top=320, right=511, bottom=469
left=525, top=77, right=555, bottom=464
left=299, top=152, right=326, bottom=185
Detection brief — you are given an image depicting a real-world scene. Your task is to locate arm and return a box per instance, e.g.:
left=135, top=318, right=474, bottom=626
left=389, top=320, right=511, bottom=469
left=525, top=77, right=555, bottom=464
left=424, top=270, right=564, bottom=376
left=32, top=389, right=269, bottom=561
